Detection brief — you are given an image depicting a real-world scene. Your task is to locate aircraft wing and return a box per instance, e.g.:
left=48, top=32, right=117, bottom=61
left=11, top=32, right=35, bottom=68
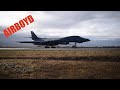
left=19, top=39, right=61, bottom=45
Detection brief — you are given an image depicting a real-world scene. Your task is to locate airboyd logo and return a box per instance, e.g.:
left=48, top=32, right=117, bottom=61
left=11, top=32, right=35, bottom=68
left=3, top=15, right=34, bottom=38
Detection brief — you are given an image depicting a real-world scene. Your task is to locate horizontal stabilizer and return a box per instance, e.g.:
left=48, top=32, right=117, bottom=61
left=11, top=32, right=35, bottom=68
left=19, top=41, right=42, bottom=43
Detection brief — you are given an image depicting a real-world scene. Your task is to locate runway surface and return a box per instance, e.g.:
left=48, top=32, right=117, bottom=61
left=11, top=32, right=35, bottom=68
left=0, top=47, right=120, bottom=51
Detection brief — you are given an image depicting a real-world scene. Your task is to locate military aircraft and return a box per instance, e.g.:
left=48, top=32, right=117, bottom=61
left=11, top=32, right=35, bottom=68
left=19, top=31, right=90, bottom=48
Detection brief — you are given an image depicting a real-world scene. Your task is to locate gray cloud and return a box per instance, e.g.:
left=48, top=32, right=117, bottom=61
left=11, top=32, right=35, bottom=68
left=0, top=26, right=7, bottom=33
left=37, top=11, right=96, bottom=29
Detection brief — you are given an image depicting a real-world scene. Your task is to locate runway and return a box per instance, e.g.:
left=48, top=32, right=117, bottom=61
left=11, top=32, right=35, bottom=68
left=0, top=47, right=120, bottom=51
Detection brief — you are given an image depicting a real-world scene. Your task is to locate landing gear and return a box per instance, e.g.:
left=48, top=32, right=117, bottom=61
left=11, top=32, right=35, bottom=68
left=45, top=45, right=56, bottom=48
left=51, top=46, right=56, bottom=48
left=72, top=46, right=77, bottom=48
left=72, top=42, right=77, bottom=48
left=45, top=46, right=50, bottom=48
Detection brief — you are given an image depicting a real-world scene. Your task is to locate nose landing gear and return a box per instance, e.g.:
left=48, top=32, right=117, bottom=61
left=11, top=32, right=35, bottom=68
left=72, top=42, right=77, bottom=48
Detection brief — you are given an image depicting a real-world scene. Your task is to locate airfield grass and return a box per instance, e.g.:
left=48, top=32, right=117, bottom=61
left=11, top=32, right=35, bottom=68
left=0, top=49, right=120, bottom=79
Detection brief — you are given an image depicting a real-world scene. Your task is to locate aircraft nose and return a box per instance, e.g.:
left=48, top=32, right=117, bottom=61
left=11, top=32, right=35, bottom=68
left=86, top=39, right=90, bottom=41
left=88, top=39, right=90, bottom=41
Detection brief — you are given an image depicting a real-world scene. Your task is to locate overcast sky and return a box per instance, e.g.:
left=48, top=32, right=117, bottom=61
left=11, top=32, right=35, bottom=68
left=0, top=11, right=120, bottom=47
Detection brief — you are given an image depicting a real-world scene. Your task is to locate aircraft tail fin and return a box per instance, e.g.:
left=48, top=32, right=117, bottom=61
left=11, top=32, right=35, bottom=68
left=31, top=31, right=39, bottom=40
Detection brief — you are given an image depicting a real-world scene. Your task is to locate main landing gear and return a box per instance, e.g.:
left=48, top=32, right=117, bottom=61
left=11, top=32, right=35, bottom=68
left=51, top=46, right=56, bottom=48
left=45, top=46, right=56, bottom=48
left=45, top=46, right=50, bottom=48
